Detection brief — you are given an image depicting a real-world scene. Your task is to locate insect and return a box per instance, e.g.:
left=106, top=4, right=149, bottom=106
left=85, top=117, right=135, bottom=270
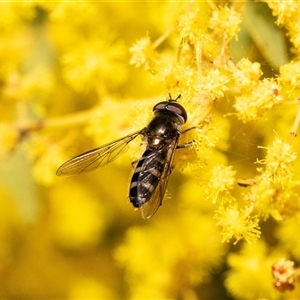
left=56, top=94, right=193, bottom=219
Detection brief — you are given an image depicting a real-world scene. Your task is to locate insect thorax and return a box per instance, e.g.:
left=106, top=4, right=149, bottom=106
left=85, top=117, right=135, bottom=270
left=146, top=111, right=183, bottom=148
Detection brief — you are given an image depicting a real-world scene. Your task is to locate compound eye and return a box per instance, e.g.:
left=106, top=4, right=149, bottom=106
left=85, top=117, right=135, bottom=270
left=153, top=101, right=187, bottom=123
left=167, top=103, right=187, bottom=120
left=153, top=101, right=168, bottom=112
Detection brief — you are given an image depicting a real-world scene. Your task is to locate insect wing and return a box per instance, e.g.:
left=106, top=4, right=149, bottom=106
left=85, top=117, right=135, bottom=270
left=139, top=137, right=179, bottom=219
left=56, top=129, right=145, bottom=176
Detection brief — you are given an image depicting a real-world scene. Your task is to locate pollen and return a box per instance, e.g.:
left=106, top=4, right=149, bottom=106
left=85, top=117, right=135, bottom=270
left=209, top=5, right=242, bottom=41
left=257, top=137, right=297, bottom=184
left=234, top=78, right=282, bottom=122
left=215, top=205, right=261, bottom=244
left=129, top=36, right=158, bottom=72
left=205, top=165, right=236, bottom=205
left=232, top=58, right=262, bottom=92
left=280, top=60, right=300, bottom=89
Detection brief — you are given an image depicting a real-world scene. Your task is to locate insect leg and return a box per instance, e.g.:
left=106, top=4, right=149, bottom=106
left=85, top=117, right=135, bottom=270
left=177, top=126, right=196, bottom=149
left=180, top=126, right=196, bottom=134
left=177, top=141, right=194, bottom=149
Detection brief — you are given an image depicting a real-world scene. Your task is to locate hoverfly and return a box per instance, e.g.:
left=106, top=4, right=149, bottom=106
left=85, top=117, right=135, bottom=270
left=56, top=94, right=193, bottom=219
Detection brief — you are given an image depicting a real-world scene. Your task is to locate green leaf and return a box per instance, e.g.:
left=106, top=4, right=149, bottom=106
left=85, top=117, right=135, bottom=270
left=243, top=1, right=289, bottom=70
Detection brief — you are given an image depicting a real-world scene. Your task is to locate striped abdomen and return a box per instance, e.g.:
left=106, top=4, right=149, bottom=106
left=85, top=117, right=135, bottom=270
left=129, top=148, right=166, bottom=208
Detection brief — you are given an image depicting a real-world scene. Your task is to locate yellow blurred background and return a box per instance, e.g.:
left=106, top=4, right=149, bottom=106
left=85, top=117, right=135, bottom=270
left=0, top=1, right=300, bottom=299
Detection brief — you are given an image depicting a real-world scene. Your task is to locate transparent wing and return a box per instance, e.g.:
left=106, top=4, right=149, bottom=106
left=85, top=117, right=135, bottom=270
left=139, top=137, right=179, bottom=219
left=56, top=129, right=145, bottom=176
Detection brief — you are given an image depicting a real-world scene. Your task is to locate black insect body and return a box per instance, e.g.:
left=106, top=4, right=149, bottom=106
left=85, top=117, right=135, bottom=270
left=56, top=95, right=191, bottom=219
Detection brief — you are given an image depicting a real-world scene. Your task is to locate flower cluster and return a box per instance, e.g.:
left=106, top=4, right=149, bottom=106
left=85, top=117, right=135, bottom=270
left=225, top=240, right=286, bottom=299
left=208, top=5, right=242, bottom=42
left=129, top=36, right=158, bottom=73
left=205, top=165, right=236, bottom=204
left=258, top=137, right=297, bottom=184
left=234, top=78, right=282, bottom=122
left=115, top=211, right=227, bottom=298
left=272, top=258, right=299, bottom=292
left=215, top=205, right=260, bottom=244
left=232, top=58, right=262, bottom=92
left=239, top=137, right=299, bottom=221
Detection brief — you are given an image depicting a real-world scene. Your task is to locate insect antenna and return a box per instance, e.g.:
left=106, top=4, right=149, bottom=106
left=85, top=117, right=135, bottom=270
left=168, top=93, right=181, bottom=102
